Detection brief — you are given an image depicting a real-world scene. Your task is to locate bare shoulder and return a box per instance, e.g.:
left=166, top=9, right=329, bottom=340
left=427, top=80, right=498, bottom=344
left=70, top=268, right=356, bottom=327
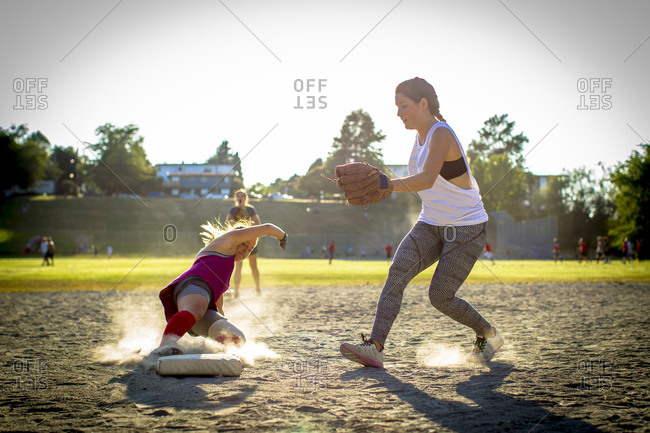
left=431, top=124, right=460, bottom=158
left=431, top=124, right=454, bottom=143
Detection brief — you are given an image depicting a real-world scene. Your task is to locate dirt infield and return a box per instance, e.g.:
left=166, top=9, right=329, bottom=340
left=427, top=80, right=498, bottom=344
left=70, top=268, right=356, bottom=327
left=1, top=282, right=649, bottom=432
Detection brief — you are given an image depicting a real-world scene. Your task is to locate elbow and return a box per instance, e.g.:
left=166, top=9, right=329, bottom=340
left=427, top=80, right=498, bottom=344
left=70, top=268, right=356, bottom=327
left=417, top=176, right=436, bottom=191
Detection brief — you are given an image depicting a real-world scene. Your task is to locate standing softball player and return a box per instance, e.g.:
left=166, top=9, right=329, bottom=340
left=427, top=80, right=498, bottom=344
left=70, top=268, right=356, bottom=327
left=151, top=220, right=287, bottom=357
left=338, top=77, right=503, bottom=367
left=227, top=189, right=263, bottom=296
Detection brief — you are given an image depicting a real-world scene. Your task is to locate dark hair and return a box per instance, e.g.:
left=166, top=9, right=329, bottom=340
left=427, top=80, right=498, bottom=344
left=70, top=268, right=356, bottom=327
left=395, top=77, right=446, bottom=122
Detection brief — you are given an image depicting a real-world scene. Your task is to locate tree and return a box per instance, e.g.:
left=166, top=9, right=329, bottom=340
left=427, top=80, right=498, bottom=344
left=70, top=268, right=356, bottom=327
left=0, top=124, right=51, bottom=192
left=51, top=146, right=87, bottom=196
left=297, top=158, right=329, bottom=199
left=556, top=166, right=613, bottom=254
left=206, top=140, right=244, bottom=193
left=324, top=109, right=386, bottom=172
left=88, top=123, right=159, bottom=196
left=609, top=144, right=650, bottom=256
left=467, top=114, right=529, bottom=220
left=319, top=109, right=386, bottom=195
left=467, top=114, right=528, bottom=164
left=268, top=175, right=300, bottom=198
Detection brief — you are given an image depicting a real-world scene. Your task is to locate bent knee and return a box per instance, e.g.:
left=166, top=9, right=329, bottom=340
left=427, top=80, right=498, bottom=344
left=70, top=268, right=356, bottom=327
left=184, top=307, right=206, bottom=322
left=429, top=290, right=454, bottom=310
left=208, top=319, right=246, bottom=347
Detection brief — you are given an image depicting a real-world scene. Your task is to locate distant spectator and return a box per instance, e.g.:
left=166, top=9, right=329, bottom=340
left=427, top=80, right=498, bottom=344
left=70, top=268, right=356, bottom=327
left=385, top=242, right=393, bottom=261
left=552, top=238, right=561, bottom=263
left=227, top=189, right=263, bottom=296
left=603, top=236, right=610, bottom=263
left=636, top=240, right=642, bottom=261
left=621, top=238, right=628, bottom=264
left=107, top=245, right=113, bottom=259
left=483, top=242, right=495, bottom=265
left=578, top=238, right=589, bottom=263
left=596, top=236, right=605, bottom=263
left=46, top=238, right=55, bottom=266
left=329, top=241, right=335, bottom=264
left=41, top=237, right=50, bottom=266
left=625, top=238, right=632, bottom=263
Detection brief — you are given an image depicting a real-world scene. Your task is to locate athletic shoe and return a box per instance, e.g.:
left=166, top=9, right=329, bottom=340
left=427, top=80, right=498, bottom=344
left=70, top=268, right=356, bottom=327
left=340, top=334, right=384, bottom=368
left=466, top=328, right=504, bottom=363
left=150, top=343, right=183, bottom=357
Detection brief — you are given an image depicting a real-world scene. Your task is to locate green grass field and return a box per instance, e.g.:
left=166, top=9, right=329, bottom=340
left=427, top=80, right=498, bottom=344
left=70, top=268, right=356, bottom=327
left=1, top=257, right=648, bottom=293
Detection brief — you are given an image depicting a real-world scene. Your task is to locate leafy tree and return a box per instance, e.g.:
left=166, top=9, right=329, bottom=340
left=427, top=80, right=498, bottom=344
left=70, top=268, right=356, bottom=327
left=206, top=140, right=244, bottom=193
left=51, top=146, right=86, bottom=196
left=556, top=166, right=613, bottom=254
left=320, top=109, right=386, bottom=194
left=249, top=182, right=269, bottom=197
left=609, top=144, right=649, bottom=256
left=0, top=124, right=51, bottom=192
left=268, top=175, right=300, bottom=198
left=88, top=123, right=159, bottom=196
left=467, top=114, right=528, bottom=164
left=324, top=110, right=386, bottom=171
left=297, top=158, right=329, bottom=199
left=468, top=115, right=529, bottom=220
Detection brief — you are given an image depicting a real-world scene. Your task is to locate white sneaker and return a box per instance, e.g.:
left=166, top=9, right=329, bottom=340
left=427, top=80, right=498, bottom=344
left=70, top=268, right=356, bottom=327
left=340, top=334, right=384, bottom=368
left=466, top=328, right=504, bottom=363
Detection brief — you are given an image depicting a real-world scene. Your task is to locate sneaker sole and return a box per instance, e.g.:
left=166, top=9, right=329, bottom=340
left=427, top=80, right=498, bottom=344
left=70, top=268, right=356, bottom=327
left=340, top=343, right=383, bottom=368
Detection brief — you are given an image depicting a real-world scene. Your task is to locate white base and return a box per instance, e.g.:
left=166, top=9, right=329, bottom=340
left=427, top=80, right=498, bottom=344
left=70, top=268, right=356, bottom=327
left=157, top=353, right=243, bottom=376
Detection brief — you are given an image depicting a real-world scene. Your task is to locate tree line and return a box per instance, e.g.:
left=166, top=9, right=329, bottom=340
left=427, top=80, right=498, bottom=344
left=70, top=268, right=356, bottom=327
left=1, top=111, right=648, bottom=257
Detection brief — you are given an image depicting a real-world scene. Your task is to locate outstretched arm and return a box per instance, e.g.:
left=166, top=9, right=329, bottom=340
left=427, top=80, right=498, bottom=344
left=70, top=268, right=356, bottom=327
left=201, top=223, right=287, bottom=255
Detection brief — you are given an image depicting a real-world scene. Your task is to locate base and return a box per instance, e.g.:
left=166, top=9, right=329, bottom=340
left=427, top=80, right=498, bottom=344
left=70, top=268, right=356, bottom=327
left=157, top=353, right=243, bottom=376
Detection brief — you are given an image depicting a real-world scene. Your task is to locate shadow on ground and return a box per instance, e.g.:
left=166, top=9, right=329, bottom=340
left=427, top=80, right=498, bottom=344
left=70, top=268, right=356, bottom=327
left=341, top=362, right=599, bottom=432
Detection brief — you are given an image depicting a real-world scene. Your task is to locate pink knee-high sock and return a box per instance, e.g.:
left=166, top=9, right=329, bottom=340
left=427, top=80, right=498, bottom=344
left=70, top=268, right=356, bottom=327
left=162, top=310, right=196, bottom=341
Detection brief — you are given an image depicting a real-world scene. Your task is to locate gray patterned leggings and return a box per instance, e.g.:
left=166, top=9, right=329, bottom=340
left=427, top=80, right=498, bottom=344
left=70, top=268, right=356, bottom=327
left=370, top=221, right=491, bottom=347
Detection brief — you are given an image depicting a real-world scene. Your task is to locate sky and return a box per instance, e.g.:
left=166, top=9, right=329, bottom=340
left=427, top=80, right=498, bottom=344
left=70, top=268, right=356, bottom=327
left=1, top=0, right=648, bottom=187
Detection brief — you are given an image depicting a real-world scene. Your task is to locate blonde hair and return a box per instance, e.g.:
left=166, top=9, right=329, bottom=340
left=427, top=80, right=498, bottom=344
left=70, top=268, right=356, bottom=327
left=200, top=219, right=254, bottom=245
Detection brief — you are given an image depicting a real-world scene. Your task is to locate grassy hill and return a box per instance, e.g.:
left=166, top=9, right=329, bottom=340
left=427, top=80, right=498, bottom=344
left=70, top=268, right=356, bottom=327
left=0, top=195, right=421, bottom=257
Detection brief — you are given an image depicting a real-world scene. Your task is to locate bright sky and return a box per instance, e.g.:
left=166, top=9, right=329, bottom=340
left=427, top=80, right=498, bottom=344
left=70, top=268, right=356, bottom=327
left=1, top=0, right=648, bottom=186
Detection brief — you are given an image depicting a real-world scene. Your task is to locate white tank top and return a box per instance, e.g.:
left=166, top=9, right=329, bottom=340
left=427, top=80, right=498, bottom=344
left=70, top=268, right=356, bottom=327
left=407, top=122, right=488, bottom=226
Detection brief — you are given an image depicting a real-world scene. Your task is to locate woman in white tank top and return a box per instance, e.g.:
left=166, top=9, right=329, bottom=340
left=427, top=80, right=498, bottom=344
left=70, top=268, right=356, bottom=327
left=340, top=77, right=503, bottom=368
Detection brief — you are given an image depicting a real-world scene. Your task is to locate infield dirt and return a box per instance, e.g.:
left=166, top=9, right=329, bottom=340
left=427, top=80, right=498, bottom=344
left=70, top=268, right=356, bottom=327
left=1, top=282, right=649, bottom=432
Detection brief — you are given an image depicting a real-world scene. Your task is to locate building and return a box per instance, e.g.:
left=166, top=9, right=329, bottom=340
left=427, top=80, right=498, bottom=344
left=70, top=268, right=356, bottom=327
left=155, top=163, right=237, bottom=197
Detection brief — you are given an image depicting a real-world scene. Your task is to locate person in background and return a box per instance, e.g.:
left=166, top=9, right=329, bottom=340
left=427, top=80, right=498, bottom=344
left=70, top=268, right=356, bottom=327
left=596, top=236, right=605, bottom=263
left=46, top=237, right=55, bottom=266
left=578, top=238, right=589, bottom=263
left=552, top=238, right=561, bottom=263
left=483, top=242, right=495, bottom=265
left=385, top=242, right=393, bottom=261
left=226, top=189, right=262, bottom=296
left=41, top=237, right=50, bottom=266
